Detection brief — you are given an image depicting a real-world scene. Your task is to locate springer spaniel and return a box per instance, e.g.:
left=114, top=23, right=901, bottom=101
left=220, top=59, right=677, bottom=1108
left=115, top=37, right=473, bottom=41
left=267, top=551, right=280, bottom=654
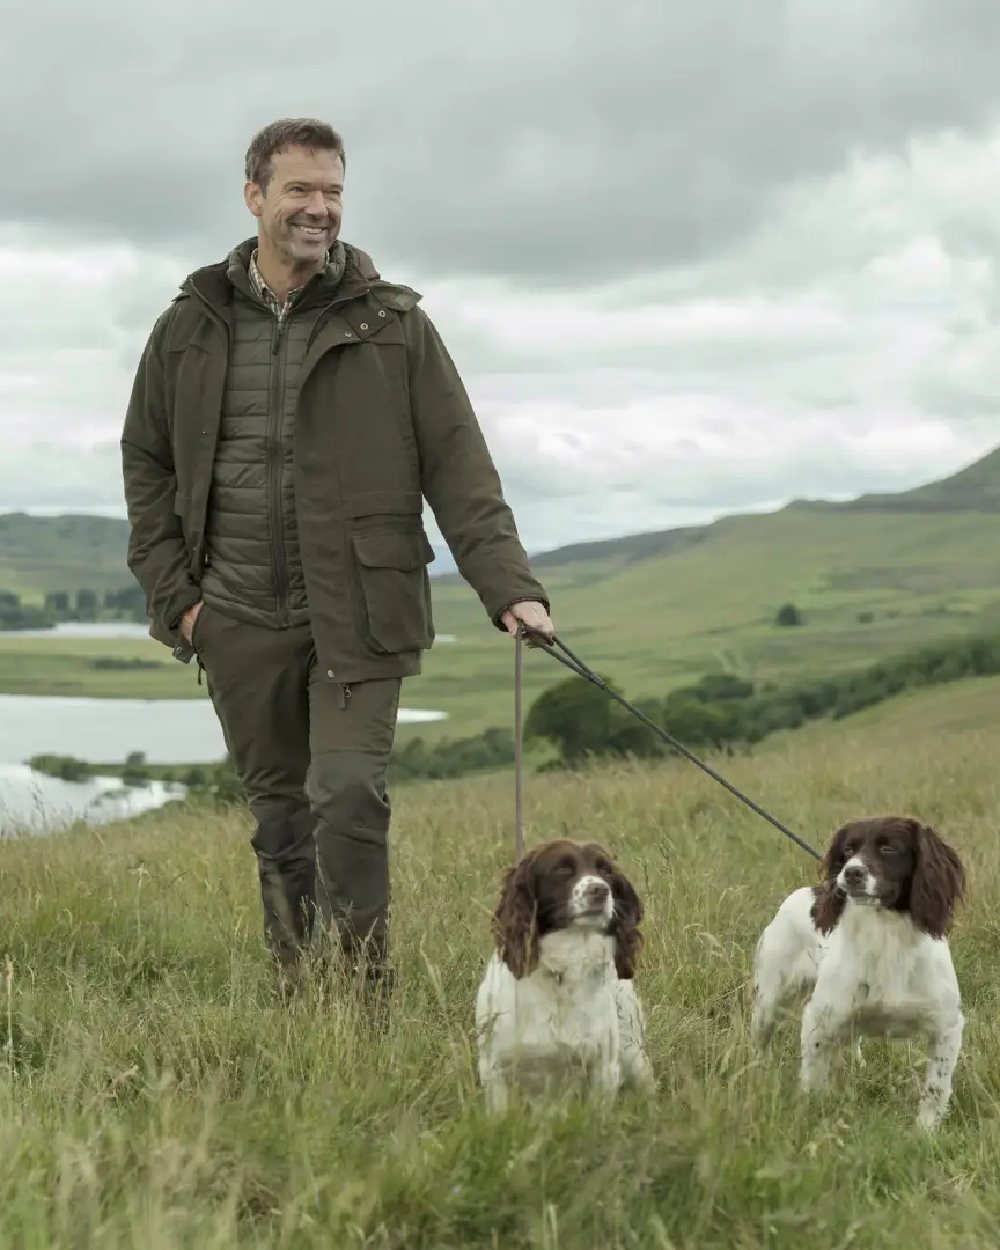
left=750, top=816, right=966, bottom=1131
left=475, top=838, right=655, bottom=1113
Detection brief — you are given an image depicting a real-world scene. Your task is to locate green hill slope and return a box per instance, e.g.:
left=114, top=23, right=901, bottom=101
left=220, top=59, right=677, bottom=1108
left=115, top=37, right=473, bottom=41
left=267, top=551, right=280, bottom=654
left=414, top=504, right=1000, bottom=733
left=5, top=446, right=1000, bottom=738
left=0, top=512, right=132, bottom=601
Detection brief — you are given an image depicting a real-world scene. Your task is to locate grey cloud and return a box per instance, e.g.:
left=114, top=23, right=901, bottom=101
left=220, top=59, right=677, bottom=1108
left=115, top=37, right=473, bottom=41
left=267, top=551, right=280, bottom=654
left=5, top=1, right=1000, bottom=551
left=1, top=442, right=123, bottom=511
left=5, top=0, right=1000, bottom=284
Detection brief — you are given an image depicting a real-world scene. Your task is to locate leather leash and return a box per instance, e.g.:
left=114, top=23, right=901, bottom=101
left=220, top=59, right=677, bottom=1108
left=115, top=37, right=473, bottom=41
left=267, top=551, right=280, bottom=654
left=512, top=626, right=822, bottom=862
left=514, top=629, right=525, bottom=860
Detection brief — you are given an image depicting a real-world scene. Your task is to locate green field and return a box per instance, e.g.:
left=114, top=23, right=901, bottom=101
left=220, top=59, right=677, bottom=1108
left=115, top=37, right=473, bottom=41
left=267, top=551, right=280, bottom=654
left=2, top=681, right=999, bottom=1247
left=5, top=507, right=1000, bottom=748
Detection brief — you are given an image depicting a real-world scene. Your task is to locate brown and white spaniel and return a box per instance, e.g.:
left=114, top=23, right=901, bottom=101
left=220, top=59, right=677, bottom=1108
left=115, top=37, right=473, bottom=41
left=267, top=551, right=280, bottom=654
left=750, top=816, right=966, bottom=1131
left=475, top=838, right=655, bottom=1113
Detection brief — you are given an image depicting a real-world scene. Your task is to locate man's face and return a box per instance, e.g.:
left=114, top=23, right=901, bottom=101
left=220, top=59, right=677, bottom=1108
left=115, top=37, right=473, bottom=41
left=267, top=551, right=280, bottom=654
left=244, top=144, right=344, bottom=269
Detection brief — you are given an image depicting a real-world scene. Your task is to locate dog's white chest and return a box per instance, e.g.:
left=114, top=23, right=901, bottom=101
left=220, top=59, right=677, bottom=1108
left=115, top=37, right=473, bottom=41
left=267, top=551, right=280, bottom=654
left=476, top=933, right=620, bottom=1097
left=819, top=910, right=944, bottom=1037
left=497, top=985, right=617, bottom=1095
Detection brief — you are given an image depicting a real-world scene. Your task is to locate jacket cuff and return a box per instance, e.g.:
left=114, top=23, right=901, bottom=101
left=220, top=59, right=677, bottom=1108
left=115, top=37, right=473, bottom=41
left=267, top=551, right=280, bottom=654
left=165, top=587, right=202, bottom=632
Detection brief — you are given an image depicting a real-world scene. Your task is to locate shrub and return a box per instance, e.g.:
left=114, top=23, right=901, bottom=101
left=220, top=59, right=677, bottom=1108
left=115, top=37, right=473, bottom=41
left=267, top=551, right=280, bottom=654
left=775, top=603, right=803, bottom=627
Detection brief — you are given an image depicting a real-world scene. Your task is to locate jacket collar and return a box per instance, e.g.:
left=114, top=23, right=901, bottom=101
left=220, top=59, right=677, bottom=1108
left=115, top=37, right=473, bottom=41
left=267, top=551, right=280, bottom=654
left=184, top=237, right=378, bottom=313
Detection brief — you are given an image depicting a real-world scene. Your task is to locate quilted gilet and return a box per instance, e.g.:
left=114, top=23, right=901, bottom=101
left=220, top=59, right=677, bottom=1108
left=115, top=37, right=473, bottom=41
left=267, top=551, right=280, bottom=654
left=200, top=287, right=325, bottom=628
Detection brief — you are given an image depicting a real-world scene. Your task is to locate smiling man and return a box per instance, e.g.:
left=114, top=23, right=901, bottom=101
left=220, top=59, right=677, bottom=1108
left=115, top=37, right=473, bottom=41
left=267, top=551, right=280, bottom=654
left=120, top=117, right=553, bottom=1010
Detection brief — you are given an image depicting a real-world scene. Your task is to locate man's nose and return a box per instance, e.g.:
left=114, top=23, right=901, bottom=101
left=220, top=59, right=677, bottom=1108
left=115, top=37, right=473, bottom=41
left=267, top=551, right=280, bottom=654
left=303, top=190, right=329, bottom=216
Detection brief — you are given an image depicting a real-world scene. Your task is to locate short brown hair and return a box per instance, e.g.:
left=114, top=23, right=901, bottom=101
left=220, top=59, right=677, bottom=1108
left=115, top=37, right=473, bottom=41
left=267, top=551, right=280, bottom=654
left=244, top=118, right=346, bottom=189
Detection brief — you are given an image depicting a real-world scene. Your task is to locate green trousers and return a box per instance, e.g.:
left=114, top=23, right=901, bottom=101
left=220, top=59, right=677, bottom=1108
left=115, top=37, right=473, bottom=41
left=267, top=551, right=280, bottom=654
left=191, top=603, right=401, bottom=979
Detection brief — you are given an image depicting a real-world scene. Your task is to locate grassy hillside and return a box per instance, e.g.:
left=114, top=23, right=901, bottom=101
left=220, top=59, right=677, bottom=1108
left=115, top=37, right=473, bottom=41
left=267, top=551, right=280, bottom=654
left=0, top=512, right=132, bottom=601
left=419, top=506, right=1000, bottom=730
left=2, top=692, right=998, bottom=1247
left=4, top=506, right=1000, bottom=746
left=6, top=444, right=1000, bottom=741
left=4, top=442, right=1000, bottom=602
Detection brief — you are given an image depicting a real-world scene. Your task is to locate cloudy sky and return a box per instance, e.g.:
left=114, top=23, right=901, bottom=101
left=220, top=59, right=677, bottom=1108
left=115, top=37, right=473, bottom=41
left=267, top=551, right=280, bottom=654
left=4, top=0, right=1000, bottom=556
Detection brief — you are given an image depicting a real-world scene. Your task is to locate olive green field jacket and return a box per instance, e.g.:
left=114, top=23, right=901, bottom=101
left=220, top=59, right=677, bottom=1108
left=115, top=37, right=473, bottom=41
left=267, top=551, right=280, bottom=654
left=120, top=240, right=549, bottom=683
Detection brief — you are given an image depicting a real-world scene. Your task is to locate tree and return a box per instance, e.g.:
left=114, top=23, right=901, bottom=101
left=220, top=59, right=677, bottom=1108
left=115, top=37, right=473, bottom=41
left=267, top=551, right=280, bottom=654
left=682, top=672, right=754, bottom=703
left=76, top=588, right=98, bottom=616
left=775, top=602, right=803, bottom=627
left=525, top=674, right=629, bottom=765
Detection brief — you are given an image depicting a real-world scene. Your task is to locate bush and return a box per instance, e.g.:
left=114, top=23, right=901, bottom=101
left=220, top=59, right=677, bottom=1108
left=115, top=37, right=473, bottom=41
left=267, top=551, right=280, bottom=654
left=0, top=604, right=56, bottom=631
left=524, top=674, right=631, bottom=765
left=522, top=632, right=1000, bottom=770
left=121, top=750, right=151, bottom=787
left=775, top=603, right=803, bottom=627
left=27, top=754, right=91, bottom=782
left=676, top=673, right=754, bottom=703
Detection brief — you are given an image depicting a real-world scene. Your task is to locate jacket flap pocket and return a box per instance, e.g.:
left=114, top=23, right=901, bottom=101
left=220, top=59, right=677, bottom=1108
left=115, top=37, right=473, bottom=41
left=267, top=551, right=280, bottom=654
left=353, top=530, right=435, bottom=572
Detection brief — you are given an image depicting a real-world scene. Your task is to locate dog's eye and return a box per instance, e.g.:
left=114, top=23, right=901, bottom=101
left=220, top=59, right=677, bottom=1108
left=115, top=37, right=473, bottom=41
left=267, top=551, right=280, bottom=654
left=556, top=859, right=575, bottom=875
left=878, top=843, right=899, bottom=856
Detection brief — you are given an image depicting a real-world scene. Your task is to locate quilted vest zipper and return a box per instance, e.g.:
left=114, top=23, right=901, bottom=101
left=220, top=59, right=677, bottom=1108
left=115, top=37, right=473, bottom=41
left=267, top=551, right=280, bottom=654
left=269, top=315, right=290, bottom=627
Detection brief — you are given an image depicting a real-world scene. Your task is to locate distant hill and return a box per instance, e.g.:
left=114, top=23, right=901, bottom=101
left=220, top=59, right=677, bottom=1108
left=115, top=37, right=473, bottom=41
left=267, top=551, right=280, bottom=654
left=4, top=441, right=1000, bottom=603
left=0, top=513, right=132, bottom=602
left=839, top=445, right=1000, bottom=513
left=462, top=440, right=1000, bottom=575
left=528, top=523, right=708, bottom=570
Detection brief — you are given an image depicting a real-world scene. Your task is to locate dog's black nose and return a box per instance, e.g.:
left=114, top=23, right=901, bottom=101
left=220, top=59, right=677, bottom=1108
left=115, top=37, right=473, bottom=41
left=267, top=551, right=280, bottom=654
left=843, top=863, right=866, bottom=886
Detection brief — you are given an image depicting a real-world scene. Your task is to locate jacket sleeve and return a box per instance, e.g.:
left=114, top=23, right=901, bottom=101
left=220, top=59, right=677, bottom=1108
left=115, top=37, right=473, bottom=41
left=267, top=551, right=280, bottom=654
left=120, top=309, right=201, bottom=634
left=405, top=308, right=549, bottom=627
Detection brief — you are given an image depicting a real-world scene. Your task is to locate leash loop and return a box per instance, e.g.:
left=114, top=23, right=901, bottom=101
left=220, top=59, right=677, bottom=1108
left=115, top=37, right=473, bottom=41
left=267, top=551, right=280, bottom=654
left=515, top=627, right=822, bottom=862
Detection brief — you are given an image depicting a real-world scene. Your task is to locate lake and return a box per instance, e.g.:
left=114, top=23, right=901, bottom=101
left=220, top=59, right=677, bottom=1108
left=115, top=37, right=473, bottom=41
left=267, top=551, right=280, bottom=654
left=0, top=762, right=184, bottom=835
left=0, top=620, right=451, bottom=831
left=0, top=693, right=447, bottom=834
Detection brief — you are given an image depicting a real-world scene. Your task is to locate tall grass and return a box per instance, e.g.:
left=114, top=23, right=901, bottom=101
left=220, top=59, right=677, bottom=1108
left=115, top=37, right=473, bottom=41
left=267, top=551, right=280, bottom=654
left=2, top=717, right=1000, bottom=1247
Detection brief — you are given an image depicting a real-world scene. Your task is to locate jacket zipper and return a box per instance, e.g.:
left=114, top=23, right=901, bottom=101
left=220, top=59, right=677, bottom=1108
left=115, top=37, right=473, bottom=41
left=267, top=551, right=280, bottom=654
left=269, top=314, right=290, bottom=628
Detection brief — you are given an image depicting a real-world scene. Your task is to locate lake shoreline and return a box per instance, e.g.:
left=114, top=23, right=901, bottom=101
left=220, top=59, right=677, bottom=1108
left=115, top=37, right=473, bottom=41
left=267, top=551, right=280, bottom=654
left=0, top=691, right=448, bottom=832
left=0, top=620, right=460, bottom=703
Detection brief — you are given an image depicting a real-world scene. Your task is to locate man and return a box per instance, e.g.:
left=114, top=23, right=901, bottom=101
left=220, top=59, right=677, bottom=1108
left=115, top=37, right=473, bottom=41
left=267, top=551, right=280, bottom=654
left=121, top=117, right=553, bottom=1004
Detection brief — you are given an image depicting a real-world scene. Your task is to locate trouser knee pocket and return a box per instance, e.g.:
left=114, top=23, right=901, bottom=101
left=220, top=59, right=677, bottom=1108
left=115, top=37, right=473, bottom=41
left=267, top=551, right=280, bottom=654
left=309, top=754, right=392, bottom=934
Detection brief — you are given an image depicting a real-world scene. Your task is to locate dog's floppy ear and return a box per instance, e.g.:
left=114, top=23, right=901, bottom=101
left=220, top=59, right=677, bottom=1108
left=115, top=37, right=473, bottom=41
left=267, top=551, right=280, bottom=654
left=811, top=825, right=849, bottom=934
left=492, top=850, right=540, bottom=979
left=907, top=820, right=965, bottom=938
left=608, top=858, right=644, bottom=980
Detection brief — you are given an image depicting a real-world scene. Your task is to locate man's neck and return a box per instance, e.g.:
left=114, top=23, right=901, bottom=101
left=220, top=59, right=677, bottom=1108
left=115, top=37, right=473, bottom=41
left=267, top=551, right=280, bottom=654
left=254, top=242, right=323, bottom=303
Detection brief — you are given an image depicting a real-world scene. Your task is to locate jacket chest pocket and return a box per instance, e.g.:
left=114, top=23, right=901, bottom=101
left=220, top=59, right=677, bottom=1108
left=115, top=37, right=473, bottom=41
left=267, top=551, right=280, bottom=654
left=351, top=528, right=436, bottom=654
